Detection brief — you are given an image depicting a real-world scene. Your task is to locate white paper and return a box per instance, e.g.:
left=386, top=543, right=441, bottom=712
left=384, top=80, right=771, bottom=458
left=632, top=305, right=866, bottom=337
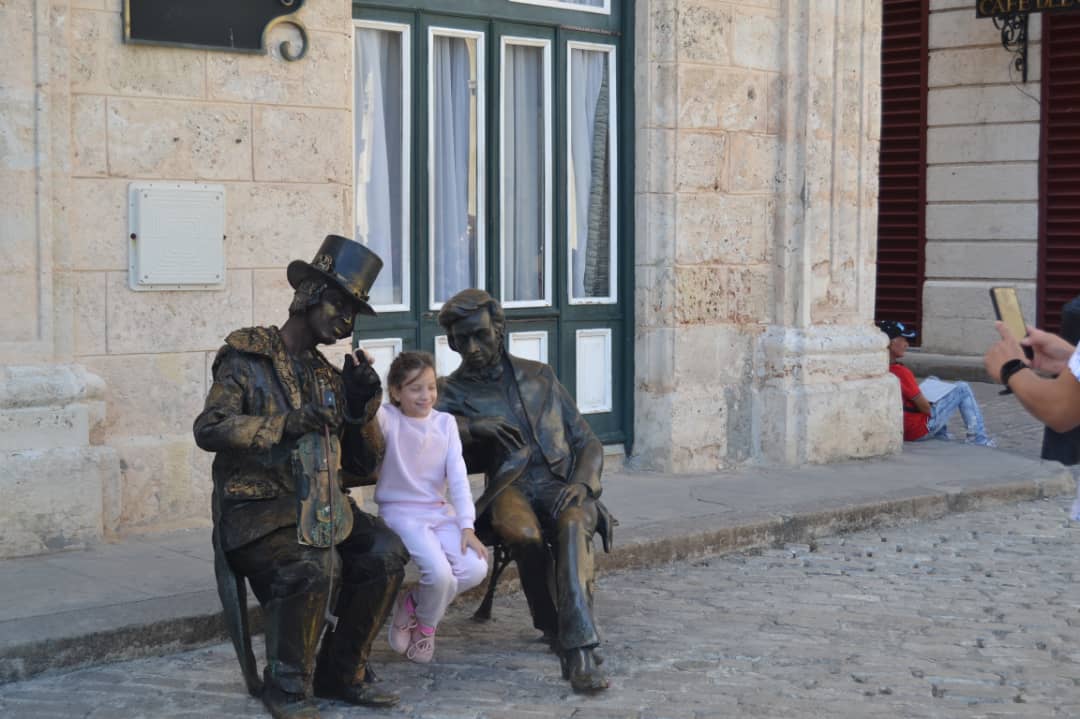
left=919, top=377, right=956, bottom=404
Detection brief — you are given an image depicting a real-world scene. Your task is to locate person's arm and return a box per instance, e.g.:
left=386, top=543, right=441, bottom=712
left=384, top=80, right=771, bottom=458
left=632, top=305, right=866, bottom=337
left=194, top=350, right=287, bottom=453
left=985, top=322, right=1080, bottom=433
left=909, top=392, right=932, bottom=414
left=444, top=416, right=475, bottom=530
left=339, top=353, right=385, bottom=486
left=892, top=364, right=931, bottom=414
left=1005, top=367, right=1080, bottom=433
left=553, top=373, right=603, bottom=499
left=1022, top=325, right=1077, bottom=375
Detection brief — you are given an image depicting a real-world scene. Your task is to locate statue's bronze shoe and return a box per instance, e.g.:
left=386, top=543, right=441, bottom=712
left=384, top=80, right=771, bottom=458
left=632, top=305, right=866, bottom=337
left=313, top=673, right=399, bottom=708
left=561, top=647, right=610, bottom=693
left=261, top=684, right=321, bottom=719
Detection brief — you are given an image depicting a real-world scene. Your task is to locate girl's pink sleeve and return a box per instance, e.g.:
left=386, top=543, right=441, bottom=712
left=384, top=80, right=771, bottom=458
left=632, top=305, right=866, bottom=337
left=443, top=414, right=475, bottom=530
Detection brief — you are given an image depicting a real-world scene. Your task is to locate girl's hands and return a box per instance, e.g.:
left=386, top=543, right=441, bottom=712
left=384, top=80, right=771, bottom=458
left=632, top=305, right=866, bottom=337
left=461, top=528, right=488, bottom=561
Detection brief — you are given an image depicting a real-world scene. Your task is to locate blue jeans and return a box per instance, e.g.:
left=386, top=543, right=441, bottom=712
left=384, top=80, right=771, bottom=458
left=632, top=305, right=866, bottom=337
left=923, top=381, right=992, bottom=446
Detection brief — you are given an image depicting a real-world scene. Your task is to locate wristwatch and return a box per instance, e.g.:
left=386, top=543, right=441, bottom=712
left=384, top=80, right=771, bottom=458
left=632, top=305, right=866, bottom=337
left=999, top=358, right=1028, bottom=389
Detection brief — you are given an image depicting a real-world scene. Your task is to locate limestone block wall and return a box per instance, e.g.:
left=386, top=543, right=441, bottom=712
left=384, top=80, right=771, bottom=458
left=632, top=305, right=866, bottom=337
left=922, top=0, right=1042, bottom=356
left=634, top=0, right=898, bottom=471
left=52, top=0, right=356, bottom=537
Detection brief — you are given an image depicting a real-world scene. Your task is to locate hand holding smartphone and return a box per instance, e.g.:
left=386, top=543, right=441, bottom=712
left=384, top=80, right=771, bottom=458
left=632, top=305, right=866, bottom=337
left=989, top=287, right=1034, bottom=360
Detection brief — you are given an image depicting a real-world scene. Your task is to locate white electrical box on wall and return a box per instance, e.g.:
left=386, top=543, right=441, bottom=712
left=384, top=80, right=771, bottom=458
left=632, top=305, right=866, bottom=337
left=128, top=182, right=226, bottom=291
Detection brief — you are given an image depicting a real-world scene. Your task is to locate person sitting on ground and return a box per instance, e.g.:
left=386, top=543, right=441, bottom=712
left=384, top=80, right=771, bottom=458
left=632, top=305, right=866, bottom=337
left=879, top=320, right=995, bottom=447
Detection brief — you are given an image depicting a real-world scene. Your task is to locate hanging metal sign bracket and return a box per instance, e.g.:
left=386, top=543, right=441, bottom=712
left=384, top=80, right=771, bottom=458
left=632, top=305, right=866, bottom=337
left=976, top=1, right=1080, bottom=83
left=124, top=0, right=308, bottom=61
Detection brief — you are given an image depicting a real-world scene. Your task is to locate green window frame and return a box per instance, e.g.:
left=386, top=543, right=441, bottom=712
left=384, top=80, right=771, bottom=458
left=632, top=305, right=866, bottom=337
left=351, top=0, right=634, bottom=448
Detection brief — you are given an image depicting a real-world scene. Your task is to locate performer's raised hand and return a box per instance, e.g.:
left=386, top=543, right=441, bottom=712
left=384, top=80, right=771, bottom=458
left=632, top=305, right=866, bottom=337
left=343, top=348, right=381, bottom=409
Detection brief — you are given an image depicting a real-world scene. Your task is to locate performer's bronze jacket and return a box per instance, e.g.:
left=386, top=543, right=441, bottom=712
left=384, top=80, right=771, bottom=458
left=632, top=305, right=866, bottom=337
left=193, top=326, right=383, bottom=551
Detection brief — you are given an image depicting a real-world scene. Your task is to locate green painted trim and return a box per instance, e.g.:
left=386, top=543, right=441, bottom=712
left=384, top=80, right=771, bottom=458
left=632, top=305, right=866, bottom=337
left=351, top=1, right=635, bottom=453
left=354, top=0, right=620, bottom=33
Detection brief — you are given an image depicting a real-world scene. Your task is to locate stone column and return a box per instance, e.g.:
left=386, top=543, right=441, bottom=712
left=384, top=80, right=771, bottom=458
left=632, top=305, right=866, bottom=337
left=0, top=0, right=119, bottom=558
left=756, top=0, right=899, bottom=464
left=632, top=0, right=898, bottom=471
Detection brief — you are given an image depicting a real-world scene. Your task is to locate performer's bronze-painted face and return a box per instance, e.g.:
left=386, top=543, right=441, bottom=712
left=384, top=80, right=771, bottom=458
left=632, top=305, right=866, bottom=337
left=448, top=308, right=501, bottom=371
left=308, top=287, right=357, bottom=345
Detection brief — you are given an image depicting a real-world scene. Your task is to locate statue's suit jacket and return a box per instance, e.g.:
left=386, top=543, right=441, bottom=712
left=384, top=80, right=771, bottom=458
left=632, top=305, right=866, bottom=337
left=436, top=354, right=612, bottom=550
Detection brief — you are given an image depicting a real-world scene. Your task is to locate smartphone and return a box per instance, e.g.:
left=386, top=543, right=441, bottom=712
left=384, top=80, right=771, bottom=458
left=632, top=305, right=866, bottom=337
left=989, top=286, right=1034, bottom=359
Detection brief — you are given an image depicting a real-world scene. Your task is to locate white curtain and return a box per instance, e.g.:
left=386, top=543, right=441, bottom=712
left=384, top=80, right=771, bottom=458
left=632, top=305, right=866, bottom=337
left=432, top=36, right=477, bottom=304
left=354, top=29, right=404, bottom=307
left=568, top=49, right=610, bottom=299
left=504, top=44, right=545, bottom=303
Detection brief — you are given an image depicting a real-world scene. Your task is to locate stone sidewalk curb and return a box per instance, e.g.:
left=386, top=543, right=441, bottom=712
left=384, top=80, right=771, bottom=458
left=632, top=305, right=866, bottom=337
left=2, top=471, right=1071, bottom=685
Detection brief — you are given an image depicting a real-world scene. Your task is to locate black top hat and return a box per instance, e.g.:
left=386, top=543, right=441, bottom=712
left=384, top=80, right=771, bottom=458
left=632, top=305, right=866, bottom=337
left=877, top=319, right=916, bottom=341
left=287, top=235, right=383, bottom=317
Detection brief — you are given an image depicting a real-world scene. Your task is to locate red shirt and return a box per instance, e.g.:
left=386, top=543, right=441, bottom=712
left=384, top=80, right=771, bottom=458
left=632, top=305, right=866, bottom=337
left=890, top=363, right=929, bottom=441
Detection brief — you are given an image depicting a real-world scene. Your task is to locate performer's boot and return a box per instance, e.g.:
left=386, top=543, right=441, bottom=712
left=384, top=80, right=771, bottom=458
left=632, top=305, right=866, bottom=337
left=313, top=574, right=402, bottom=707
left=261, top=593, right=325, bottom=719
left=561, top=646, right=609, bottom=693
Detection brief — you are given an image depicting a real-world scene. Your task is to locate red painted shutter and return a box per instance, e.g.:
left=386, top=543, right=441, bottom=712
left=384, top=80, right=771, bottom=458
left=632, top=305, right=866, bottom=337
left=1039, top=13, right=1080, bottom=333
left=876, top=0, right=928, bottom=342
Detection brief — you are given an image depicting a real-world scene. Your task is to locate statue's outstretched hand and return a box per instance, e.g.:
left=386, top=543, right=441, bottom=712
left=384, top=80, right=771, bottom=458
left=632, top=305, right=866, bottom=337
left=553, top=483, right=589, bottom=516
left=470, top=416, right=525, bottom=452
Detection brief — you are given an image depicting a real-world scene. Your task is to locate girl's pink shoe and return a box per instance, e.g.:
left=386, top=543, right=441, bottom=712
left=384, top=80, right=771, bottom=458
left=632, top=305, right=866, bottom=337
left=388, top=593, right=416, bottom=654
left=406, top=625, right=435, bottom=664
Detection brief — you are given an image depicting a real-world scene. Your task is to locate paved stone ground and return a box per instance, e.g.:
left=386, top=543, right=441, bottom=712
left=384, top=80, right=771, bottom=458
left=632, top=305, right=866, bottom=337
left=3, top=494, right=1079, bottom=718
left=945, top=382, right=1047, bottom=457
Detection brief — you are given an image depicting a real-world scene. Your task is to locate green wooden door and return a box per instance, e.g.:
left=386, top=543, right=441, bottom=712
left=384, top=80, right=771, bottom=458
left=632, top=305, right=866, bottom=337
left=351, top=0, right=633, bottom=448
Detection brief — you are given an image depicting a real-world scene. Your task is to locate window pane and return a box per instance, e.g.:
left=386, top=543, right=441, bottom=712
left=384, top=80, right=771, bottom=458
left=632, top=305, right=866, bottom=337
left=431, top=33, right=483, bottom=306
left=502, top=42, right=549, bottom=305
left=355, top=26, right=408, bottom=308
left=511, top=0, right=608, bottom=12
left=568, top=46, right=614, bottom=302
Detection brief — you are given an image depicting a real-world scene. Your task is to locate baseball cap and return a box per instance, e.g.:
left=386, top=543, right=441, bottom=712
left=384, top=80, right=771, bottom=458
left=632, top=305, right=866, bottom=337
left=877, top=320, right=916, bottom=340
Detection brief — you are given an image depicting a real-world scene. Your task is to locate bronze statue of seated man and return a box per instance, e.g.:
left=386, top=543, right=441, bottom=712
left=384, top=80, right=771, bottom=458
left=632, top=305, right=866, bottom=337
left=434, top=288, right=612, bottom=693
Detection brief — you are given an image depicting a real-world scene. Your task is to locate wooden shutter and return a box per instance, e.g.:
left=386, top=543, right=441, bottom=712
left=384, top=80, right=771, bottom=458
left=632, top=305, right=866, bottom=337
left=876, top=0, right=928, bottom=342
left=1039, top=13, right=1080, bottom=333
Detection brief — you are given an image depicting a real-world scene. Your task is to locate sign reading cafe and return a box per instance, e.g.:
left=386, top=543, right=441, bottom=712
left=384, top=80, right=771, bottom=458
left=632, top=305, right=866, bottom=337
left=976, top=0, right=1080, bottom=17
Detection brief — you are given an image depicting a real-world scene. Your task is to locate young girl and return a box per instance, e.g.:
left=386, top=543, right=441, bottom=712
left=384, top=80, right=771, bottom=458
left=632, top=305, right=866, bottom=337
left=375, top=351, right=489, bottom=663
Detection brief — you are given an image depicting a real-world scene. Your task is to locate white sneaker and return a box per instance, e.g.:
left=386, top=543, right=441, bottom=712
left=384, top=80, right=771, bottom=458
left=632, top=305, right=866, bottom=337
left=388, top=592, right=416, bottom=654
left=406, top=626, right=435, bottom=664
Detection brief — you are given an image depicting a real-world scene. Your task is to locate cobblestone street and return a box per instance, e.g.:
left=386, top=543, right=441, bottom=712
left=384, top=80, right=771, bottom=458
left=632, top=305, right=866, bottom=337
left=3, top=495, right=1079, bottom=718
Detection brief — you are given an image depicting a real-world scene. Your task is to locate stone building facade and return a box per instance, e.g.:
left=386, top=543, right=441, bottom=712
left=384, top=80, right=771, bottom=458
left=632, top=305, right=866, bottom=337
left=878, top=2, right=1080, bottom=363
left=920, top=1, right=1042, bottom=357
left=0, top=0, right=896, bottom=559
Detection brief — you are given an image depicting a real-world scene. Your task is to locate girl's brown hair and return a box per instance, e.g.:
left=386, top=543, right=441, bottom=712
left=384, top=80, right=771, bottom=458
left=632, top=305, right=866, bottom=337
left=386, top=351, right=436, bottom=407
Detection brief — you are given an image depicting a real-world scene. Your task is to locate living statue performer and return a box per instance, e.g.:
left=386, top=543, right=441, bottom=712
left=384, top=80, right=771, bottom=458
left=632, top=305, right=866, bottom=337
left=193, top=235, right=409, bottom=719
left=435, top=288, right=613, bottom=693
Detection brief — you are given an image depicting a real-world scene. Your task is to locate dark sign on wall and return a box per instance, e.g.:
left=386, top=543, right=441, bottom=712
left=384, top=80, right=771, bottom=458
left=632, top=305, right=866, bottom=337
left=124, top=0, right=307, bottom=58
left=977, top=0, right=1080, bottom=18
